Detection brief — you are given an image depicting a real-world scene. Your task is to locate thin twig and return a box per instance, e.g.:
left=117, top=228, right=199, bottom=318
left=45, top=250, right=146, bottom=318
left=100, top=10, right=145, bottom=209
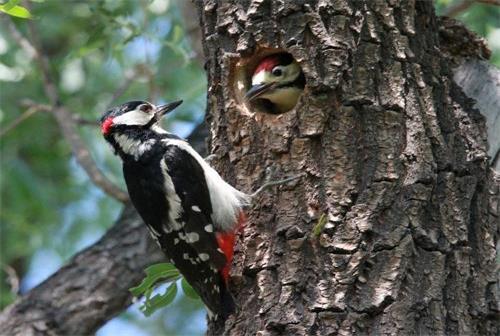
left=443, top=0, right=500, bottom=17
left=249, top=173, right=305, bottom=199
left=0, top=107, right=40, bottom=137
left=7, top=19, right=129, bottom=203
left=19, top=100, right=99, bottom=127
left=72, top=116, right=100, bottom=127
left=19, top=99, right=52, bottom=111
left=4, top=20, right=37, bottom=58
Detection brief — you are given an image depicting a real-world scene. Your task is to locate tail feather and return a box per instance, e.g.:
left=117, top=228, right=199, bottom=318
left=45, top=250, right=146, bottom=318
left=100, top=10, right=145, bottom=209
left=195, top=273, right=235, bottom=321
left=186, top=211, right=246, bottom=320
left=219, top=283, right=236, bottom=320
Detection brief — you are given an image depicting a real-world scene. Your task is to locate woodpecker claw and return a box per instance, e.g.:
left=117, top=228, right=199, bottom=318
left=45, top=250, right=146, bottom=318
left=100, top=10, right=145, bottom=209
left=248, top=172, right=305, bottom=200
left=204, top=154, right=219, bottom=165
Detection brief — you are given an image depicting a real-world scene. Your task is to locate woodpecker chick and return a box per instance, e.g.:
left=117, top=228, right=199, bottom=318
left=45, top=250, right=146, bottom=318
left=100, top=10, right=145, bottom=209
left=100, top=100, right=248, bottom=320
left=246, top=53, right=305, bottom=113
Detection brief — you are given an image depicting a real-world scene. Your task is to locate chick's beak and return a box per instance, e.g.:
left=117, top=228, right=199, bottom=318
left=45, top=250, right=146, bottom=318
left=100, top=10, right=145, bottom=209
left=155, top=100, right=183, bottom=120
left=245, top=82, right=277, bottom=101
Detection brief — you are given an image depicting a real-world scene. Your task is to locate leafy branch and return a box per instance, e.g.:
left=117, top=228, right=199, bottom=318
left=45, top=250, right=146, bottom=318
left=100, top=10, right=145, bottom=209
left=129, top=263, right=199, bottom=317
left=0, top=0, right=32, bottom=19
left=5, top=18, right=129, bottom=203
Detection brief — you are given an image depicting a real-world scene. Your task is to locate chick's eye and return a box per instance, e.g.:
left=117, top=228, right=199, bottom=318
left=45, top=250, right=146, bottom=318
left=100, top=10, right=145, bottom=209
left=272, top=67, right=283, bottom=76
left=139, top=104, right=152, bottom=113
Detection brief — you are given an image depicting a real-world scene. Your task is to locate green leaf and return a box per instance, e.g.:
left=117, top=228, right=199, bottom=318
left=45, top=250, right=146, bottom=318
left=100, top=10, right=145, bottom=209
left=129, top=263, right=180, bottom=297
left=312, top=213, right=328, bottom=237
left=0, top=4, right=32, bottom=19
left=140, top=282, right=178, bottom=317
left=181, top=278, right=200, bottom=300
left=144, top=262, right=177, bottom=275
left=171, top=24, right=183, bottom=44
left=3, top=0, right=20, bottom=11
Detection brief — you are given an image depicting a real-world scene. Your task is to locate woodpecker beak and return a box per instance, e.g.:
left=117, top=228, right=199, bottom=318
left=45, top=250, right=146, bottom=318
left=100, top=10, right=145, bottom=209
left=155, top=100, right=183, bottom=120
left=245, top=82, right=277, bottom=101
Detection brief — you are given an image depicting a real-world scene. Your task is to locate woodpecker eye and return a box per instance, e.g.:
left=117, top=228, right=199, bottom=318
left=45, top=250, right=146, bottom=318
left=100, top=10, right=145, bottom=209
left=139, top=104, right=153, bottom=113
left=272, top=67, right=283, bottom=76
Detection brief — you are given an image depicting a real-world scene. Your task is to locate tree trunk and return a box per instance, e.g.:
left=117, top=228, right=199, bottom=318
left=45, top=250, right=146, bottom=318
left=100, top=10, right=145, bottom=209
left=196, top=1, right=498, bottom=335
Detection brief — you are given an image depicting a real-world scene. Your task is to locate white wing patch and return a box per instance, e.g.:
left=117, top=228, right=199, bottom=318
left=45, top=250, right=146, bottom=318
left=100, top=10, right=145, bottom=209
left=162, top=139, right=249, bottom=231
left=160, top=160, right=184, bottom=231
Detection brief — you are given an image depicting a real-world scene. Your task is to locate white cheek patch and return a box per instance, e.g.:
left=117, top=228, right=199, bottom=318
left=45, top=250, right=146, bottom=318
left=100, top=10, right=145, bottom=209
left=113, top=109, right=153, bottom=126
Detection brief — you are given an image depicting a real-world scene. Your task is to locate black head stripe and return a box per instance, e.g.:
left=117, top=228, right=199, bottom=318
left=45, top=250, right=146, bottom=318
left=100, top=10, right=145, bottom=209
left=100, top=100, right=147, bottom=123
left=275, top=70, right=306, bottom=90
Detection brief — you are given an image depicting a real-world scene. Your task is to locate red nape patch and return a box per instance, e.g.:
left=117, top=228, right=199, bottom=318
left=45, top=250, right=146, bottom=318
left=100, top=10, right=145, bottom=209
left=101, top=118, right=114, bottom=135
left=253, top=56, right=280, bottom=75
left=216, top=211, right=247, bottom=283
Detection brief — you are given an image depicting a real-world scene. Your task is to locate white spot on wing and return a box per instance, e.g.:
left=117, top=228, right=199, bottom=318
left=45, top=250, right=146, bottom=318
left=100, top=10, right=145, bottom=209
left=185, top=232, right=200, bottom=243
left=204, top=224, right=213, bottom=232
left=183, top=253, right=189, bottom=260
left=199, top=253, right=210, bottom=261
left=174, top=238, right=179, bottom=245
left=191, top=205, right=201, bottom=212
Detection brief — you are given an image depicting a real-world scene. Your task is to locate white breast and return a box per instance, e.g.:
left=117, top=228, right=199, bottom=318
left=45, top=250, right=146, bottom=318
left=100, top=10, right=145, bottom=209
left=114, top=134, right=156, bottom=160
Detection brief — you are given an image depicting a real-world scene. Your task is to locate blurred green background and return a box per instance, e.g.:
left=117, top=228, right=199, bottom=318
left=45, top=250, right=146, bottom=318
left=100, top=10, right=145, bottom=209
left=0, top=0, right=498, bottom=335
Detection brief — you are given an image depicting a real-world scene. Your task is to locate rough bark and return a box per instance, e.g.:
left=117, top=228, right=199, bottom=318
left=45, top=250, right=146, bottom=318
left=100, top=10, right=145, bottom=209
left=195, top=1, right=498, bottom=335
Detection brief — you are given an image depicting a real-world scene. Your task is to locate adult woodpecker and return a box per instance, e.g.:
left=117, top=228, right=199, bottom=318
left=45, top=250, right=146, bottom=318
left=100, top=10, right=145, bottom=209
left=246, top=53, right=305, bottom=113
left=100, top=100, right=248, bottom=320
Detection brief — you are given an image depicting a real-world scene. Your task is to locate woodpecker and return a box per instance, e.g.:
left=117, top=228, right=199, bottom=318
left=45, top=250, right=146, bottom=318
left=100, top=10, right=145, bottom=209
left=100, top=100, right=249, bottom=320
left=246, top=53, right=305, bottom=113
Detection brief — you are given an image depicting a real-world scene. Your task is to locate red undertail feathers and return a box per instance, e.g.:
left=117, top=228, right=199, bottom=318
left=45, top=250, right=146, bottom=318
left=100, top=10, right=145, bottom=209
left=216, top=211, right=247, bottom=283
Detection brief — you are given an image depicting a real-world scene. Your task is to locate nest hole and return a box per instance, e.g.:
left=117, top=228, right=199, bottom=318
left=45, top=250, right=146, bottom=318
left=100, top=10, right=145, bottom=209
left=233, top=49, right=305, bottom=115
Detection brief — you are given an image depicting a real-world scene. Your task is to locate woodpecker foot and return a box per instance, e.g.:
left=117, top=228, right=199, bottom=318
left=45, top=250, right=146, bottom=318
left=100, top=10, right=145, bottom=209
left=204, top=154, right=219, bottom=165
left=249, top=173, right=305, bottom=200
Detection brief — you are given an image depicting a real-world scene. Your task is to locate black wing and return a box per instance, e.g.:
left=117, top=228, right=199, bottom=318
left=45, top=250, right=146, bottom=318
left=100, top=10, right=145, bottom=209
left=163, top=144, right=227, bottom=268
left=162, top=143, right=234, bottom=318
left=123, top=143, right=234, bottom=318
